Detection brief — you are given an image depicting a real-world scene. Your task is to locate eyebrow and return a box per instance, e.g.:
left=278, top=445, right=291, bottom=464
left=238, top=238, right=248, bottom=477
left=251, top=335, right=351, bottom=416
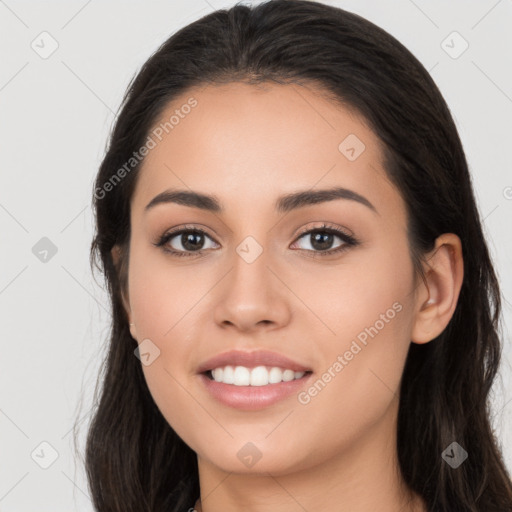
left=144, top=186, right=378, bottom=215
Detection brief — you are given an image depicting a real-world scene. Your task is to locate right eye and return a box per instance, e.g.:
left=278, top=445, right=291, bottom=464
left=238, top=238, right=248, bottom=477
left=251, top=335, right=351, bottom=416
left=155, top=227, right=219, bottom=257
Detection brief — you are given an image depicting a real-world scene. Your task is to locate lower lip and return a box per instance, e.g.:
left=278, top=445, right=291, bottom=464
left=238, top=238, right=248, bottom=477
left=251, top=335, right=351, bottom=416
left=199, top=372, right=313, bottom=411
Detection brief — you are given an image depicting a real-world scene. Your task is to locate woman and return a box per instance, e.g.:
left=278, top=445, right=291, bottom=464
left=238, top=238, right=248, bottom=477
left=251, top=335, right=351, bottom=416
left=83, top=1, right=512, bottom=510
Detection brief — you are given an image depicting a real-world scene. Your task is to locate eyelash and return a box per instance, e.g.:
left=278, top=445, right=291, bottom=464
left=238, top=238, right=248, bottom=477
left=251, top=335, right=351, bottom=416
left=154, top=223, right=359, bottom=259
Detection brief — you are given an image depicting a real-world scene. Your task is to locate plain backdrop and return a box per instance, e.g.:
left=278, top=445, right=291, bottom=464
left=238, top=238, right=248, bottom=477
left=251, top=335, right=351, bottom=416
left=0, top=0, right=511, bottom=510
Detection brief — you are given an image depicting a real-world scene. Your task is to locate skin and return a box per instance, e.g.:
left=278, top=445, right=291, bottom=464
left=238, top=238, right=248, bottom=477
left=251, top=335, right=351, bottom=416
left=113, top=81, right=464, bottom=512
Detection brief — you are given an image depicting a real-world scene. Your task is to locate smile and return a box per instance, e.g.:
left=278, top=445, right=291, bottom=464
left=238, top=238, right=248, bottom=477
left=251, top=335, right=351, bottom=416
left=207, top=365, right=309, bottom=386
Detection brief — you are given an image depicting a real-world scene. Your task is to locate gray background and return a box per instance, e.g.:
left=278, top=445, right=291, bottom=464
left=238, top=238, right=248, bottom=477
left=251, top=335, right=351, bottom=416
left=0, top=0, right=511, bottom=510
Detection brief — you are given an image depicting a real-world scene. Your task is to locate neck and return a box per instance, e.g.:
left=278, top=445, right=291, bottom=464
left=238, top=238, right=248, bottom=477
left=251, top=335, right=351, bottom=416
left=193, top=399, right=427, bottom=512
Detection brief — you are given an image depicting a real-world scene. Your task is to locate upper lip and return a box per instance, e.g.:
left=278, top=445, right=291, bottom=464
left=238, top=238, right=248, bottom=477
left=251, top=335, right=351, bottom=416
left=197, top=350, right=312, bottom=373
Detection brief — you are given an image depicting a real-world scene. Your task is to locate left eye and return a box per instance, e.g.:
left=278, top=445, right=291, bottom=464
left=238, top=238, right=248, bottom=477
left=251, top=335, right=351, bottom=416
left=293, top=229, right=347, bottom=252
left=157, top=229, right=218, bottom=255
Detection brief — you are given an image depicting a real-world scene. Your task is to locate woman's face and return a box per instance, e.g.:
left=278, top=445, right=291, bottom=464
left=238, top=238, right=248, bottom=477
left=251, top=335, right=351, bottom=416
left=122, top=81, right=426, bottom=475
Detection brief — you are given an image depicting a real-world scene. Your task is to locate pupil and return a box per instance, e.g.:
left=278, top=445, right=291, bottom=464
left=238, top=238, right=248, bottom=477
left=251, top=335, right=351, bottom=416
left=311, top=232, right=333, bottom=250
left=182, top=232, right=203, bottom=251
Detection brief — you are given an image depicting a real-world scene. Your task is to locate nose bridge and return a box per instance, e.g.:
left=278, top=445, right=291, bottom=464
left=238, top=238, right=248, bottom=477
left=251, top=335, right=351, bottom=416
left=212, top=230, right=291, bottom=330
left=229, top=233, right=273, bottom=301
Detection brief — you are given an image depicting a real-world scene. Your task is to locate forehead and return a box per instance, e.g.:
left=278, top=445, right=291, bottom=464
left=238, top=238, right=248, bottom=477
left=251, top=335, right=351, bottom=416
left=131, top=81, right=401, bottom=220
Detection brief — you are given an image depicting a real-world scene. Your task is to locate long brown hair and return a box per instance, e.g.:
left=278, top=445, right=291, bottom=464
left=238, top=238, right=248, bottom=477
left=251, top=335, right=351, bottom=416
left=79, top=1, right=512, bottom=510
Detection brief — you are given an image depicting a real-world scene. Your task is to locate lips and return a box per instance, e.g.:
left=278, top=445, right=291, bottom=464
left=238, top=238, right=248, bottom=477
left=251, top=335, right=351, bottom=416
left=196, top=349, right=312, bottom=374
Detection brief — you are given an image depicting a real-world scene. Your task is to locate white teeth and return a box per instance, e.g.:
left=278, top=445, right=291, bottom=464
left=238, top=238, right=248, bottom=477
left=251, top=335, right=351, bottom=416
left=250, top=366, right=268, bottom=386
left=222, top=365, right=234, bottom=384
left=233, top=366, right=250, bottom=386
left=212, top=368, right=223, bottom=382
left=269, top=367, right=282, bottom=384
left=209, top=365, right=307, bottom=386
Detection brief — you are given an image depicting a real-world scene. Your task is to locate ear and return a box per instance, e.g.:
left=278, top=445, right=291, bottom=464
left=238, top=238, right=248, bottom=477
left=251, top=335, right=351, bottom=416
left=111, top=244, right=137, bottom=340
left=411, top=233, right=464, bottom=344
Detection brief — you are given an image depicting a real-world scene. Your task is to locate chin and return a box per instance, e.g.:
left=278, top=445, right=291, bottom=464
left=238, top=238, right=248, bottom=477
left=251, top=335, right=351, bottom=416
left=195, top=441, right=315, bottom=476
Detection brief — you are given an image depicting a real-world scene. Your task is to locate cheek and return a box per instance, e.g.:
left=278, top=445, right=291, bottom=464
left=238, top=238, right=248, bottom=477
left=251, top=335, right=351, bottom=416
left=127, top=242, right=202, bottom=338
left=299, top=235, right=414, bottom=355
left=126, top=247, right=208, bottom=445
left=288, top=248, right=415, bottom=464
left=302, top=236, right=415, bottom=407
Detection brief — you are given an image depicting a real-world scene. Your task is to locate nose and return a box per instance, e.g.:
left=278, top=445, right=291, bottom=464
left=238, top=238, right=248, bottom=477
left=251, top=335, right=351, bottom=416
left=213, top=245, right=292, bottom=333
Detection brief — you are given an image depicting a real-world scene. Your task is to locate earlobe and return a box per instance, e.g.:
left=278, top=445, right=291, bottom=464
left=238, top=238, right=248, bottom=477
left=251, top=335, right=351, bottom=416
left=111, top=244, right=122, bottom=267
left=411, top=233, right=464, bottom=344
